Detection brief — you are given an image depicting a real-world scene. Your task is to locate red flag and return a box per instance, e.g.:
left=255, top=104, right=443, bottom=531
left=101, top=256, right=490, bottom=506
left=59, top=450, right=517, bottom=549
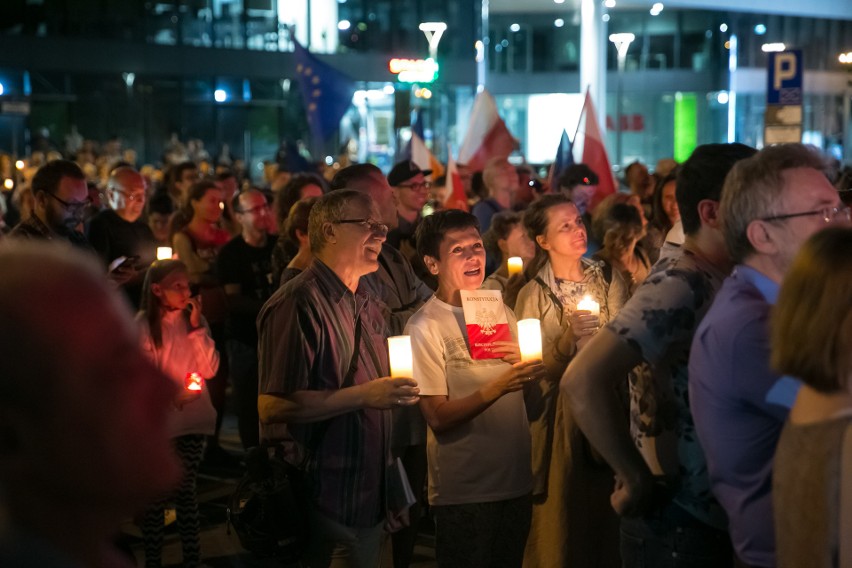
left=573, top=90, right=616, bottom=211
left=458, top=89, right=516, bottom=172
left=444, top=148, right=468, bottom=212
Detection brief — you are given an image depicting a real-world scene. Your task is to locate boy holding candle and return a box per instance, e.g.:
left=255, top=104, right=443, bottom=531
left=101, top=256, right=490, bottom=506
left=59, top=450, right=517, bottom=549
left=406, top=210, right=546, bottom=568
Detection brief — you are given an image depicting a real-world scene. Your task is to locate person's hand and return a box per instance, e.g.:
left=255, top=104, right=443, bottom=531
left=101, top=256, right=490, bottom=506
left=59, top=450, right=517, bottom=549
left=108, top=264, right=136, bottom=286
left=611, top=470, right=657, bottom=517
left=567, top=309, right=600, bottom=351
left=360, top=377, right=420, bottom=409
left=385, top=509, right=410, bottom=533
left=187, top=296, right=203, bottom=329
left=491, top=341, right=521, bottom=364
left=483, top=360, right=547, bottom=401
left=174, top=389, right=201, bottom=410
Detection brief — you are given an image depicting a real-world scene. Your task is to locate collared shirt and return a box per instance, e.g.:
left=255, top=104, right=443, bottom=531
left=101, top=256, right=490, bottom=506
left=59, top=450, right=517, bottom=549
left=257, top=259, right=390, bottom=528
left=688, top=264, right=801, bottom=567
left=607, top=246, right=728, bottom=530
left=10, top=215, right=91, bottom=249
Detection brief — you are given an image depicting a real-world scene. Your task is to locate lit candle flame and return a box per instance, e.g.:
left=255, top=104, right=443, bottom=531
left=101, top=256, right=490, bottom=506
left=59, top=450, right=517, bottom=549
left=507, top=256, right=523, bottom=276
left=185, top=372, right=203, bottom=391
left=157, top=247, right=173, bottom=260
left=577, top=295, right=600, bottom=317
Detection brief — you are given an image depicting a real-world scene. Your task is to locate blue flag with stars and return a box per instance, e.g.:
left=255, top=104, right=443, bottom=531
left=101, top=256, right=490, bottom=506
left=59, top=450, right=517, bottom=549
left=293, top=40, right=356, bottom=146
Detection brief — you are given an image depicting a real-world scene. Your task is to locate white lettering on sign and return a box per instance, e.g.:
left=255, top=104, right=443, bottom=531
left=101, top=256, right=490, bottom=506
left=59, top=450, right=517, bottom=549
left=774, top=52, right=797, bottom=90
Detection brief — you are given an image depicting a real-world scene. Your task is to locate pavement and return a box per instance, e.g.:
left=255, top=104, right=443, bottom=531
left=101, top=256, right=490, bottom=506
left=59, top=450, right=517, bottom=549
left=121, top=412, right=437, bottom=567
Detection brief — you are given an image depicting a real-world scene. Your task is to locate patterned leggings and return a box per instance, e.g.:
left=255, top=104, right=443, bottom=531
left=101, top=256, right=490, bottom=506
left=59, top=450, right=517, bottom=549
left=142, top=434, right=206, bottom=568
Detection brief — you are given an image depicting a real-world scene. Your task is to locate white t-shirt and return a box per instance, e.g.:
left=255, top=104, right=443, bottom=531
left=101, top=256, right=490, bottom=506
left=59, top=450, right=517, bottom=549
left=405, top=296, right=532, bottom=506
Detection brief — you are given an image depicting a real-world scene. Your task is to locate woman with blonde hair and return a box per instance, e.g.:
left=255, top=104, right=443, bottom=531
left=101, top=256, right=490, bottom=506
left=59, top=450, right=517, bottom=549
left=772, top=227, right=852, bottom=568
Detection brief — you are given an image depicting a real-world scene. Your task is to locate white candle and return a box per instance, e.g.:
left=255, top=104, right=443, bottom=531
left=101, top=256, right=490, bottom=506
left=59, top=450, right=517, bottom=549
left=507, top=256, right=523, bottom=276
left=517, top=318, right=543, bottom=362
left=157, top=246, right=173, bottom=260
left=577, top=295, right=600, bottom=317
left=387, top=336, right=414, bottom=378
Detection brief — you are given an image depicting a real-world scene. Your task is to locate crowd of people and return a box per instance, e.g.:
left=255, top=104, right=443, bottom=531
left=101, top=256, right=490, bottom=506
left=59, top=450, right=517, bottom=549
left=0, top=137, right=851, bottom=568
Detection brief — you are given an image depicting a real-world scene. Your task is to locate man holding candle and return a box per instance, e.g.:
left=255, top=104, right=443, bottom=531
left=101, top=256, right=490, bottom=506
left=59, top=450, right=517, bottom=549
left=688, top=144, right=850, bottom=568
left=562, top=143, right=757, bottom=568
left=257, top=190, right=420, bottom=568
left=406, top=209, right=545, bottom=568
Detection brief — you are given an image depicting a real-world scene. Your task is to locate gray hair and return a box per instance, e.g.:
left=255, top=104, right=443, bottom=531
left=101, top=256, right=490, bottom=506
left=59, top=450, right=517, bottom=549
left=720, top=143, right=831, bottom=264
left=308, top=189, right=372, bottom=253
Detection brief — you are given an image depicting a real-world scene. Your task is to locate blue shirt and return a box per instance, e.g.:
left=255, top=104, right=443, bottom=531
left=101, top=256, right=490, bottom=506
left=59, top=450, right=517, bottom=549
left=689, top=265, right=802, bottom=567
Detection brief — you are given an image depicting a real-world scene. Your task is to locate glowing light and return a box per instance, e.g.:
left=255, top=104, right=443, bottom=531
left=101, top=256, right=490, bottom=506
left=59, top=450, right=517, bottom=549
left=554, top=0, right=565, bottom=3
left=383, top=84, right=395, bottom=94
left=720, top=23, right=728, bottom=32
left=840, top=52, right=852, bottom=64
left=604, top=0, right=616, bottom=8
left=510, top=23, right=520, bottom=32
left=602, top=14, right=610, bottom=22
left=214, top=89, right=227, bottom=102
left=754, top=24, right=767, bottom=35
left=761, top=43, right=786, bottom=52
left=185, top=372, right=203, bottom=392
left=0, top=83, right=5, bottom=96
left=338, top=20, right=351, bottom=31
left=388, top=58, right=439, bottom=83
left=157, top=247, right=173, bottom=260
left=517, top=319, right=543, bottom=362
left=508, top=257, right=523, bottom=276
left=15, top=160, right=24, bottom=170
left=717, top=91, right=729, bottom=104
left=554, top=18, right=565, bottom=27
left=3, top=178, right=13, bottom=190
left=414, top=87, right=433, bottom=99
left=577, top=295, right=600, bottom=317
left=387, top=336, right=413, bottom=378
left=650, top=3, right=663, bottom=16
left=325, top=156, right=334, bottom=165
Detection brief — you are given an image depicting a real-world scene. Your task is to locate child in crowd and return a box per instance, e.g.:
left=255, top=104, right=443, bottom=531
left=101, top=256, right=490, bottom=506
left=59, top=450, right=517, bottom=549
left=137, top=259, right=219, bottom=568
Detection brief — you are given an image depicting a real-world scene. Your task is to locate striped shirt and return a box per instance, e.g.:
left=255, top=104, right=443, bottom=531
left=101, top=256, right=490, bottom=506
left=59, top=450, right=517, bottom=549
left=258, top=259, right=390, bottom=528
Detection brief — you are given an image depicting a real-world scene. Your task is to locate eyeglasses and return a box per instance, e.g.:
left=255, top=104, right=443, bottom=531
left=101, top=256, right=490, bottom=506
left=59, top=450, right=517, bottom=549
left=398, top=181, right=431, bottom=191
left=115, top=189, right=146, bottom=203
left=45, top=192, right=91, bottom=216
left=759, top=205, right=851, bottom=225
left=334, top=218, right=389, bottom=235
left=237, top=204, right=270, bottom=215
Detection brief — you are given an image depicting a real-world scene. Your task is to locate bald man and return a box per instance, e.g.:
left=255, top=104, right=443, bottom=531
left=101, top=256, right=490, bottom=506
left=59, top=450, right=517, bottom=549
left=0, top=241, right=181, bottom=567
left=87, top=166, right=158, bottom=306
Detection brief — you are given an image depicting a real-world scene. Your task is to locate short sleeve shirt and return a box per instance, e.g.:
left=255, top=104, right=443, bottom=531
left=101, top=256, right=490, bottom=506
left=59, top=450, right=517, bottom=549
left=607, top=247, right=728, bottom=529
left=257, top=259, right=390, bottom=528
left=406, top=296, right=532, bottom=506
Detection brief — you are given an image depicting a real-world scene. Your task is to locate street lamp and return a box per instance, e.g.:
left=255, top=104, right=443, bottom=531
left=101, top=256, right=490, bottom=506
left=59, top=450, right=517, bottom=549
left=609, top=32, right=635, bottom=168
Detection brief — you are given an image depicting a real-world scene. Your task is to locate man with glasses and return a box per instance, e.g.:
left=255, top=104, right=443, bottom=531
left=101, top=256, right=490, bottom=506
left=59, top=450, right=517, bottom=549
left=87, top=166, right=157, bottom=305
left=216, top=189, right=275, bottom=450
left=258, top=190, right=419, bottom=568
left=689, top=143, right=851, bottom=568
left=10, top=159, right=91, bottom=249
left=386, top=160, right=431, bottom=252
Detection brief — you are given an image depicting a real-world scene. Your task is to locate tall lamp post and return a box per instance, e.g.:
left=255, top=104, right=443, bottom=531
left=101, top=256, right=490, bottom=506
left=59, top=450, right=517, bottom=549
left=609, top=32, right=635, bottom=168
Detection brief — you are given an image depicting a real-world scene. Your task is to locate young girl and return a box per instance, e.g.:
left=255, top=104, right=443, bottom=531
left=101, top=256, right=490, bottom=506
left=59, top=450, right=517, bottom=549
left=138, top=259, right=219, bottom=568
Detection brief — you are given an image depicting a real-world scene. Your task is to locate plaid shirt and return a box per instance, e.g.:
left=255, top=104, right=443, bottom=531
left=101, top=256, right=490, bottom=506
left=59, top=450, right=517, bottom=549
left=258, top=259, right=390, bottom=528
left=10, top=215, right=91, bottom=249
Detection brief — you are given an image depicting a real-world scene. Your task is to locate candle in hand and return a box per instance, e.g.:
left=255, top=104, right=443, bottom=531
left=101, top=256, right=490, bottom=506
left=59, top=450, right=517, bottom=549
left=507, top=256, right=523, bottom=277
left=185, top=372, right=203, bottom=392
left=577, top=295, right=600, bottom=317
left=517, top=319, right=543, bottom=362
left=157, top=246, right=173, bottom=260
left=387, top=336, right=414, bottom=378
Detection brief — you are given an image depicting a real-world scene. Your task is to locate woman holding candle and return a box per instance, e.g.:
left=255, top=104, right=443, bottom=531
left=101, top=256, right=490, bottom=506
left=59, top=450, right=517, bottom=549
left=137, top=259, right=219, bottom=568
left=406, top=210, right=546, bottom=568
left=514, top=193, right=628, bottom=568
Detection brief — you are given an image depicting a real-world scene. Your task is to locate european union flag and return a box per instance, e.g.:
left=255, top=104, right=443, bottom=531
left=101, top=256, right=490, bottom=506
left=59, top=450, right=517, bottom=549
left=293, top=40, right=356, bottom=146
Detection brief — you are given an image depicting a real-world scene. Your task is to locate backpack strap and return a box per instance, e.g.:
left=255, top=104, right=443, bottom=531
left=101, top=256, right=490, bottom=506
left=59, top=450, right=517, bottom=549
left=534, top=276, right=563, bottom=314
